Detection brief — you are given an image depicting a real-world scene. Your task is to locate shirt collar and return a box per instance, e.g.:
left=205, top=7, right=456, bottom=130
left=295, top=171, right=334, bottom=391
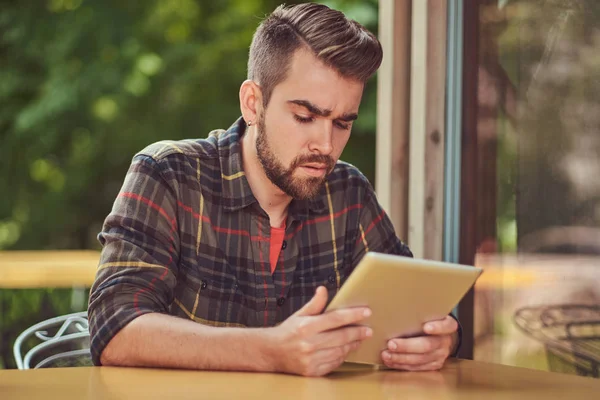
left=219, top=118, right=256, bottom=212
left=219, top=118, right=329, bottom=218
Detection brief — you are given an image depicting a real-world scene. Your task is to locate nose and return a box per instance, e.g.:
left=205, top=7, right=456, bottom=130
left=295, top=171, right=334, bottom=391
left=308, top=120, right=333, bottom=155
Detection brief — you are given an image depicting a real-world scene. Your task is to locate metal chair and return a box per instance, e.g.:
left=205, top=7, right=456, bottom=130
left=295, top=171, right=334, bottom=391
left=514, top=304, right=600, bottom=378
left=13, top=311, right=92, bottom=369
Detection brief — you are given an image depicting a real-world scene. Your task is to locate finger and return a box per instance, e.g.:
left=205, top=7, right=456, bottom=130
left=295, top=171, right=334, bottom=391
left=295, top=286, right=329, bottom=317
left=387, top=336, right=447, bottom=354
left=314, top=340, right=361, bottom=371
left=302, top=344, right=357, bottom=377
left=381, top=348, right=446, bottom=366
left=316, top=340, right=361, bottom=362
left=384, top=358, right=446, bottom=372
left=423, top=316, right=458, bottom=336
left=313, top=357, right=346, bottom=377
left=310, top=306, right=371, bottom=333
left=347, top=340, right=361, bottom=353
left=313, top=325, right=372, bottom=349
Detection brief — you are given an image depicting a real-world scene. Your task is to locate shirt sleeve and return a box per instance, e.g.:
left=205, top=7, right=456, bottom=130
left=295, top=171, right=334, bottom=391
left=449, top=313, right=463, bottom=357
left=88, top=155, right=180, bottom=366
left=352, top=183, right=413, bottom=268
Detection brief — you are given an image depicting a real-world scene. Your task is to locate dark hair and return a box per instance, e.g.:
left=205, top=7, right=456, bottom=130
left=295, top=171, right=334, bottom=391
left=248, top=3, right=383, bottom=106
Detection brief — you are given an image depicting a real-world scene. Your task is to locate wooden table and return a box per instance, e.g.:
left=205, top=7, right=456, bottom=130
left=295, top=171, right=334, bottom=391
left=0, top=250, right=100, bottom=288
left=1, top=359, right=599, bottom=399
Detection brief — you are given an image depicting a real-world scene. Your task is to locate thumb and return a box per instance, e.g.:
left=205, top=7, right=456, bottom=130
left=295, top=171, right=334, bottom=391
left=295, top=286, right=329, bottom=317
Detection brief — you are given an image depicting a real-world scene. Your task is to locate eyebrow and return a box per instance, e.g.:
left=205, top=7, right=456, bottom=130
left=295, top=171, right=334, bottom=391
left=288, top=99, right=358, bottom=122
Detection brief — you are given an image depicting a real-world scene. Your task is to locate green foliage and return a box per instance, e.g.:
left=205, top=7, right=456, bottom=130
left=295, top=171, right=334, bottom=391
left=0, top=0, right=379, bottom=251
left=0, top=0, right=379, bottom=368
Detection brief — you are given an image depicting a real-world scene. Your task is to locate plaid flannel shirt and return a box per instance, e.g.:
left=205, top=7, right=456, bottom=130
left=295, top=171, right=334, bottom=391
left=88, top=117, right=415, bottom=365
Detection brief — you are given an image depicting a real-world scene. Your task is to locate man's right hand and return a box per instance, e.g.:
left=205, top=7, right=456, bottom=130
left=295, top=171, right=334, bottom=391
left=267, top=286, right=372, bottom=377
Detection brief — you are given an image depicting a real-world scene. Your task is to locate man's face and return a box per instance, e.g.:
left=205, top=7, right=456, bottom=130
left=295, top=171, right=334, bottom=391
left=255, top=48, right=364, bottom=200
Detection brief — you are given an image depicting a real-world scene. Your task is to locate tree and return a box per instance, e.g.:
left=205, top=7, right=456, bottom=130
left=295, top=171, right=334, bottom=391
left=0, top=0, right=380, bottom=368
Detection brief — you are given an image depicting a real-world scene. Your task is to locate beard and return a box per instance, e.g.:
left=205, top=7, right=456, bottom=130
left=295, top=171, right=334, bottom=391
left=255, top=117, right=335, bottom=200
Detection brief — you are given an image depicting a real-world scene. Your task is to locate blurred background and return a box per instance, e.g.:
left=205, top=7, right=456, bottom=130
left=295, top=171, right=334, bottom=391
left=0, top=0, right=378, bottom=369
left=469, top=0, right=600, bottom=377
left=1, top=0, right=599, bottom=377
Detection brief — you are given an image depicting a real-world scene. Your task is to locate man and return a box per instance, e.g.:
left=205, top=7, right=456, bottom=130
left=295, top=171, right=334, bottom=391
left=89, top=3, right=460, bottom=377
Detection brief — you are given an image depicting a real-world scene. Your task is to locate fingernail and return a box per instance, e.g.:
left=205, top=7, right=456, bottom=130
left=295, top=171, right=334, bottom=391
left=365, top=328, right=373, bottom=337
left=388, top=341, right=397, bottom=350
left=425, top=323, right=433, bottom=333
left=363, top=309, right=372, bottom=318
left=383, top=352, right=391, bottom=360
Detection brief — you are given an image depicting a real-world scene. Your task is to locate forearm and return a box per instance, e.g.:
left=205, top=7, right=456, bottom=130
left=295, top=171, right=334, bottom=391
left=99, top=312, right=275, bottom=372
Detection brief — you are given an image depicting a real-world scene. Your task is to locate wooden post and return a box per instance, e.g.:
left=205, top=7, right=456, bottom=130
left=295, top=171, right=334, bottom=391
left=408, top=0, right=427, bottom=258
left=424, top=0, right=447, bottom=261
left=376, top=0, right=411, bottom=242
left=408, top=0, right=447, bottom=260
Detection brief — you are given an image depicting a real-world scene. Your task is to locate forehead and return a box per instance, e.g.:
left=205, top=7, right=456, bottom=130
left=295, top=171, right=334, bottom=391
left=269, top=48, right=364, bottom=113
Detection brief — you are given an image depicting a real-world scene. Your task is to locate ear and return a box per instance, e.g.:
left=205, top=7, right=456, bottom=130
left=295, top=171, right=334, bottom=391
left=239, top=80, right=263, bottom=126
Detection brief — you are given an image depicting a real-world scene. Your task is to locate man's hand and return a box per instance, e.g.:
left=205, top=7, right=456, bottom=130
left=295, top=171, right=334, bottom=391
left=267, top=286, right=372, bottom=377
left=381, top=316, right=458, bottom=371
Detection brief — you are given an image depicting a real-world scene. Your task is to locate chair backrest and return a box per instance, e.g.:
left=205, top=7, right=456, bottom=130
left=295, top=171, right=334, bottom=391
left=13, top=311, right=92, bottom=369
left=514, top=305, right=600, bottom=378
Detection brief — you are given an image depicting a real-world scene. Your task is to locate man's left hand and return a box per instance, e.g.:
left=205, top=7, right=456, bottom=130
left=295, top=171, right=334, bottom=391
left=381, top=315, right=458, bottom=371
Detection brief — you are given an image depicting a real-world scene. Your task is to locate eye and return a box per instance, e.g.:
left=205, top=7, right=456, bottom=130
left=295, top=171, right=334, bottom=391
left=294, top=115, right=314, bottom=124
left=334, top=121, right=350, bottom=130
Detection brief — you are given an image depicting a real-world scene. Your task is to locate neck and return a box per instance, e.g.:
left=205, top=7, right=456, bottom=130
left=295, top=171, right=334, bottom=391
left=241, top=128, right=291, bottom=228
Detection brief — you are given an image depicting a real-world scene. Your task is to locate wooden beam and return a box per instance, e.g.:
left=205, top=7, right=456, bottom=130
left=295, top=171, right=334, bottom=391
left=0, top=250, right=99, bottom=288
left=408, top=0, right=427, bottom=258
left=376, top=0, right=411, bottom=241
left=408, top=0, right=447, bottom=260
left=424, top=1, right=448, bottom=261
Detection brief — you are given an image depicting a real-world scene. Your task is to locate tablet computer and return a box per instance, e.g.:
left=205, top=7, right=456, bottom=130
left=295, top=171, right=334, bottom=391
left=325, top=252, right=483, bottom=365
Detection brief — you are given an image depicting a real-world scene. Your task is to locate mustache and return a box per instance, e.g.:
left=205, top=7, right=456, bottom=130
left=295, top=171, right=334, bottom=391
left=290, top=154, right=335, bottom=171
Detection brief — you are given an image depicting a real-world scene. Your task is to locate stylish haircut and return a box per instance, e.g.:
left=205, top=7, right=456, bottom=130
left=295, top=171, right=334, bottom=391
left=248, top=3, right=383, bottom=106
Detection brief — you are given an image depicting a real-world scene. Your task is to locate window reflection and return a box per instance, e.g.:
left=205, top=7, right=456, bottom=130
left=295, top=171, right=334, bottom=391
left=472, top=0, right=600, bottom=377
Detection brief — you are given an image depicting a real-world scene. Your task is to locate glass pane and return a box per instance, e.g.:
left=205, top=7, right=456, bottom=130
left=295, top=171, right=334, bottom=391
left=472, top=0, right=600, bottom=378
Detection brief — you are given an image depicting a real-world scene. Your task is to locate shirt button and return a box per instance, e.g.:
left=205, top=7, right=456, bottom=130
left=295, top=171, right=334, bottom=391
left=328, top=275, right=336, bottom=284
left=277, top=297, right=286, bottom=306
left=281, top=240, right=287, bottom=250
left=201, top=280, right=208, bottom=289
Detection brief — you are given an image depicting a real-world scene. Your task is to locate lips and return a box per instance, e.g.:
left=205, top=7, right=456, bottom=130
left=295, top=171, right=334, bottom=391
left=299, top=164, right=328, bottom=177
left=302, top=163, right=327, bottom=169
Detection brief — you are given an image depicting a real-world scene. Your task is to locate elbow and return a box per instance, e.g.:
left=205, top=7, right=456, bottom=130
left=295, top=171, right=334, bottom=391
left=95, top=313, right=147, bottom=367
left=99, top=339, right=125, bottom=366
left=98, top=325, right=136, bottom=367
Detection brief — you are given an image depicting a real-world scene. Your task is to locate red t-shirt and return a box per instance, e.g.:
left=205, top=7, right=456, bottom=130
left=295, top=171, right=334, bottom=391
left=269, top=225, right=286, bottom=274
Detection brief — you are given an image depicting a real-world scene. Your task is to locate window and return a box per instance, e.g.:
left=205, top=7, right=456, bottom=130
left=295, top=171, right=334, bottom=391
left=464, top=0, right=600, bottom=376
